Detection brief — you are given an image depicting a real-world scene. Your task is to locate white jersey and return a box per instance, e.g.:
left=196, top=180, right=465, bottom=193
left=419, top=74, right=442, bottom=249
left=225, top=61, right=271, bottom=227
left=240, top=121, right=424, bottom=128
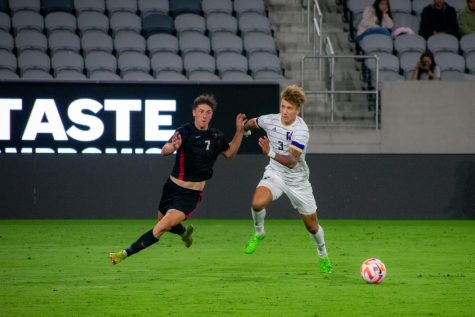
left=256, top=113, right=310, bottom=184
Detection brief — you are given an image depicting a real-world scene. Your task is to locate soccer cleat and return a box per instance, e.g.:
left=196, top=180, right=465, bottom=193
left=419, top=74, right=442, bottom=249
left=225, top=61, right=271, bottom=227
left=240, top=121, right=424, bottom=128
left=244, top=234, right=265, bottom=254
left=109, top=250, right=126, bottom=265
left=319, top=255, right=332, bottom=273
left=181, top=224, right=194, bottom=248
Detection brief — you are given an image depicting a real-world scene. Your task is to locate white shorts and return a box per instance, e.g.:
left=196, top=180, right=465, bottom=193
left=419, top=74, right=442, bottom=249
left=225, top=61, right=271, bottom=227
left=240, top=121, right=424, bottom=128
left=257, top=169, right=317, bottom=215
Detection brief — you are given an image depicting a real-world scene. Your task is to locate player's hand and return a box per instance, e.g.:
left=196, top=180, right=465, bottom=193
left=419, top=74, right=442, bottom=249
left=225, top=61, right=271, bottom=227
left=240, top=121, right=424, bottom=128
left=171, top=131, right=182, bottom=150
left=235, top=113, right=247, bottom=133
left=258, top=136, right=270, bottom=155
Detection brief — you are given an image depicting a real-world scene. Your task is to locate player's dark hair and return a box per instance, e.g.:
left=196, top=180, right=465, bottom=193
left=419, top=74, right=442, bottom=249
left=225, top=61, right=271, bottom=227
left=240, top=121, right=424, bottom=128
left=193, top=94, right=217, bottom=111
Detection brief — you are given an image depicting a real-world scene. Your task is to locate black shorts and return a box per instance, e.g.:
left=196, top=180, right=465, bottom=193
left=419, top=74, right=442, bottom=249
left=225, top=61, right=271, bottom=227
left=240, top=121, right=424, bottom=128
left=158, top=178, right=203, bottom=218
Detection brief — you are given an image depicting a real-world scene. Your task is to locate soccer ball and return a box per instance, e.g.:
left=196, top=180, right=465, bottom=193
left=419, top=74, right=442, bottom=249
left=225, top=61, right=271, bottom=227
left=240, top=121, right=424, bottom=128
left=360, top=258, right=387, bottom=284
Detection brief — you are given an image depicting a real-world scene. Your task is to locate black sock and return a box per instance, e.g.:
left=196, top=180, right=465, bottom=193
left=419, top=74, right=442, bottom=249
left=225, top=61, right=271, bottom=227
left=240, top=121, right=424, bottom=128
left=125, top=229, right=159, bottom=256
left=169, top=223, right=186, bottom=236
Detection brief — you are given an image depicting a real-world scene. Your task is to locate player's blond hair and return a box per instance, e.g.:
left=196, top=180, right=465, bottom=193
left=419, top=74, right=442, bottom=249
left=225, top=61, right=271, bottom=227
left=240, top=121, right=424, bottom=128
left=281, top=85, right=306, bottom=109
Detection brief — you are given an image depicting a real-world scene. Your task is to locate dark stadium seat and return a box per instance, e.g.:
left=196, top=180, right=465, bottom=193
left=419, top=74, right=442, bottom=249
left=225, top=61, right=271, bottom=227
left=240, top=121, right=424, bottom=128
left=41, top=0, right=74, bottom=14
left=142, top=13, right=174, bottom=37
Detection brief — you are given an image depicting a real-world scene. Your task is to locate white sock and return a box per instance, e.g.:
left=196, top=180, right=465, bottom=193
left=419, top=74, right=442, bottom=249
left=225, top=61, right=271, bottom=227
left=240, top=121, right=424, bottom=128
left=309, top=224, right=327, bottom=257
left=251, top=208, right=266, bottom=236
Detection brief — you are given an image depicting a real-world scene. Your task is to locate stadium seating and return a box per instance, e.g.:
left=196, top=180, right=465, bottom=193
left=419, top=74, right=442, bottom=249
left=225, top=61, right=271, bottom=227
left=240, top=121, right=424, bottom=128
left=342, top=0, right=474, bottom=82
left=110, top=11, right=141, bottom=36
left=206, top=12, right=238, bottom=35
left=175, top=13, right=206, bottom=34
left=238, top=12, right=272, bottom=35
left=9, top=0, right=41, bottom=14
left=106, top=0, right=137, bottom=15
left=12, top=11, right=44, bottom=35
left=216, top=52, right=248, bottom=76
left=359, top=34, right=393, bottom=54
left=151, top=52, right=183, bottom=75
left=0, top=0, right=8, bottom=12
left=155, top=70, right=187, bottom=81
left=179, top=32, right=211, bottom=55
left=18, top=50, right=50, bottom=76
left=0, top=0, right=283, bottom=82
left=0, top=11, right=10, bottom=32
left=233, top=0, right=266, bottom=17
left=427, top=34, right=459, bottom=54
left=0, top=30, right=14, bottom=51
left=0, top=50, right=17, bottom=72
left=147, top=33, right=179, bottom=54
left=202, top=0, right=233, bottom=16
left=183, top=52, right=216, bottom=76
left=81, top=30, right=113, bottom=54
left=48, top=30, right=81, bottom=53
left=169, top=0, right=201, bottom=17
left=41, top=0, right=75, bottom=14
left=73, top=0, right=105, bottom=14
left=394, top=34, right=426, bottom=57
left=85, top=51, right=117, bottom=75
left=142, top=13, right=174, bottom=37
left=51, top=50, right=84, bottom=76
left=15, top=29, right=48, bottom=53
left=138, top=0, right=169, bottom=17
left=211, top=32, right=243, bottom=55
left=77, top=11, right=109, bottom=35
left=44, top=12, right=77, bottom=35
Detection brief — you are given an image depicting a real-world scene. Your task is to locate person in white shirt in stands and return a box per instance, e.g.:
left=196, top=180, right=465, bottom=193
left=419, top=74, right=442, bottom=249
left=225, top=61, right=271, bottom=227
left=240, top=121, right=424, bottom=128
left=242, top=85, right=332, bottom=273
left=356, top=0, right=394, bottom=43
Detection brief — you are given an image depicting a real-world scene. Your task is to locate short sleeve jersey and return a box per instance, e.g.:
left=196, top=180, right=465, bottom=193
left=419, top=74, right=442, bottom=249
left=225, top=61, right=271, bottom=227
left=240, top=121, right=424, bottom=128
left=171, top=122, right=230, bottom=182
left=256, top=113, right=310, bottom=183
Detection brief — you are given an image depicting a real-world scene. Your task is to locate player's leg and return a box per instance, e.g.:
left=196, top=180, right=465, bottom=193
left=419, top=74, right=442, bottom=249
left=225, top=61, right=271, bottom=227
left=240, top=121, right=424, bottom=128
left=245, top=185, right=275, bottom=254
left=108, top=210, right=186, bottom=265
left=301, top=212, right=332, bottom=273
left=251, top=186, right=273, bottom=235
left=158, top=210, right=194, bottom=248
left=158, top=178, right=200, bottom=247
left=287, top=181, right=332, bottom=273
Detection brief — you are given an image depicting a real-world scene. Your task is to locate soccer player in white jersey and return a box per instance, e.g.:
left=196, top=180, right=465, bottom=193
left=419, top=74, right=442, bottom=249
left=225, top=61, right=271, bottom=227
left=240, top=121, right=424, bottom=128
left=242, top=85, right=332, bottom=273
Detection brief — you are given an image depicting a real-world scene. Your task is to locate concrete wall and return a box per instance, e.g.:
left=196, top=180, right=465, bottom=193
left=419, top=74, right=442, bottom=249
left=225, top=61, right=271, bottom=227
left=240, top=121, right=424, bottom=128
left=381, top=81, right=475, bottom=153
left=308, top=81, right=475, bottom=154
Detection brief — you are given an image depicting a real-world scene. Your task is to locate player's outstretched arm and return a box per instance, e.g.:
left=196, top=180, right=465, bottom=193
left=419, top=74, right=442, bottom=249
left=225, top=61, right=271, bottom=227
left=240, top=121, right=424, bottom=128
left=244, top=118, right=258, bottom=131
left=259, top=136, right=300, bottom=169
left=222, top=113, right=247, bottom=159
left=161, top=131, right=181, bottom=156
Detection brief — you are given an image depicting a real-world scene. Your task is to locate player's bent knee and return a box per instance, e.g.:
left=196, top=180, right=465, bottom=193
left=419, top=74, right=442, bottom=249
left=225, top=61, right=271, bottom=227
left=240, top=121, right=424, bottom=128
left=153, top=224, right=171, bottom=238
left=252, top=200, right=267, bottom=212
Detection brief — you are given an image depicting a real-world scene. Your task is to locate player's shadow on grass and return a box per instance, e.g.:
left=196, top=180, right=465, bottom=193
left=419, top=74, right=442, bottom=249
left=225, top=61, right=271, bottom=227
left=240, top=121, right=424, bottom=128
left=445, top=160, right=475, bottom=219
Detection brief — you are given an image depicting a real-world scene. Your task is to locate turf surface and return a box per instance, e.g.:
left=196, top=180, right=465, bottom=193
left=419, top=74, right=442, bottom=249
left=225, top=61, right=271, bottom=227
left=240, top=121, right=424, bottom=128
left=1, top=219, right=474, bottom=317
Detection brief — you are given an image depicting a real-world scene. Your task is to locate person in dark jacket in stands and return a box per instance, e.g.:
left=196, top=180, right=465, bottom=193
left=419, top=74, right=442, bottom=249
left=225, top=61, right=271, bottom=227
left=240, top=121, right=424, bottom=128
left=419, top=0, right=459, bottom=39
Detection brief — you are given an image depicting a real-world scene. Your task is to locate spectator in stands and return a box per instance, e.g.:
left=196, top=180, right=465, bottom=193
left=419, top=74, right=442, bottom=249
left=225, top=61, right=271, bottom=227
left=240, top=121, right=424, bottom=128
left=411, top=51, right=441, bottom=80
left=355, top=0, right=394, bottom=43
left=459, top=0, right=475, bottom=36
left=419, top=0, right=459, bottom=39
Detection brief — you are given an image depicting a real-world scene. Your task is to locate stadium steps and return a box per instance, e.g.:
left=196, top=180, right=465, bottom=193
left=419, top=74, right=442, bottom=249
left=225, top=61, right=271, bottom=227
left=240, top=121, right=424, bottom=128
left=266, top=0, right=375, bottom=128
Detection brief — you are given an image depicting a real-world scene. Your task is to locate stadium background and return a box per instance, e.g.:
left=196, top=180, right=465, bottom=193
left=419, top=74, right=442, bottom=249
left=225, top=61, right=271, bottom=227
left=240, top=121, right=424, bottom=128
left=0, top=81, right=474, bottom=220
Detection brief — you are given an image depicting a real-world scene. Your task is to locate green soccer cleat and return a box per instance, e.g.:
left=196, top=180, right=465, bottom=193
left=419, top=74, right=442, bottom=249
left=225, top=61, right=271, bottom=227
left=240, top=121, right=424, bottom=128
left=181, top=224, right=194, bottom=248
left=109, top=250, right=126, bottom=265
left=319, top=255, right=332, bottom=273
left=244, top=234, right=265, bottom=254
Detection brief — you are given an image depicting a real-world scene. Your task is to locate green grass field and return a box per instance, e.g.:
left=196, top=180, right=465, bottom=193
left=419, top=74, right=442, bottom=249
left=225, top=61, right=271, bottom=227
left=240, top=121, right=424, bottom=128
left=1, top=219, right=474, bottom=317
